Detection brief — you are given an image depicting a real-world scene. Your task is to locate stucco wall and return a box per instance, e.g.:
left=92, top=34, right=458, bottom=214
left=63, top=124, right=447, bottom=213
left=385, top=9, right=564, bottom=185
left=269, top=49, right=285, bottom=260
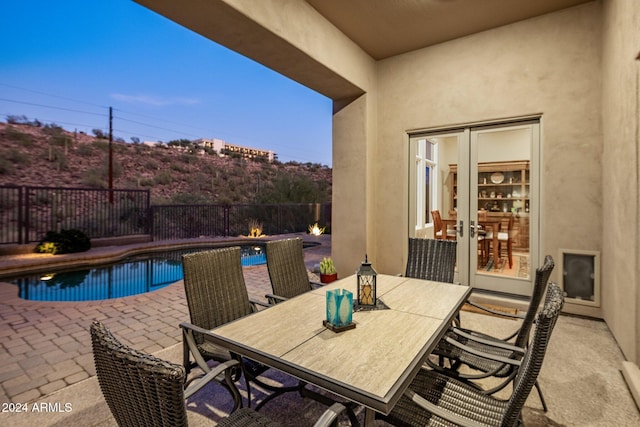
left=374, top=2, right=603, bottom=315
left=602, top=0, right=639, bottom=363
left=332, top=94, right=370, bottom=276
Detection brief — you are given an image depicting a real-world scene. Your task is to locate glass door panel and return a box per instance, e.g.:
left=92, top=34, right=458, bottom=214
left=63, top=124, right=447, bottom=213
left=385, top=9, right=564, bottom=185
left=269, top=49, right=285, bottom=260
left=409, top=121, right=539, bottom=297
left=470, top=123, right=538, bottom=296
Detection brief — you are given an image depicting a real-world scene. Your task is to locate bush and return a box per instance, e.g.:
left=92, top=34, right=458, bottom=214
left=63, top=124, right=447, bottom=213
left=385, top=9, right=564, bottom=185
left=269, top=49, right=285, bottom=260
left=0, top=157, right=14, bottom=175
left=5, top=126, right=34, bottom=146
left=154, top=171, right=173, bottom=185
left=81, top=169, right=107, bottom=188
left=76, top=144, right=93, bottom=157
left=35, top=229, right=91, bottom=254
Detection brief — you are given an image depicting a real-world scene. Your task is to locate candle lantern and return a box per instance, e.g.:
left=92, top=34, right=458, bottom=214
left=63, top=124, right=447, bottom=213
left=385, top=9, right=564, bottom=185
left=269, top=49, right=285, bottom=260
left=356, top=255, right=377, bottom=307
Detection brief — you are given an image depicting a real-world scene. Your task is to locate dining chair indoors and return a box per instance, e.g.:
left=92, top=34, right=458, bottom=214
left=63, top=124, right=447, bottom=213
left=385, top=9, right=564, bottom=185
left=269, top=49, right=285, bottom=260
left=405, top=237, right=457, bottom=283
left=91, top=320, right=345, bottom=427
left=485, top=214, right=516, bottom=268
left=429, top=255, right=555, bottom=411
left=379, top=282, right=564, bottom=427
left=476, top=210, right=489, bottom=265
left=265, top=237, right=322, bottom=304
left=431, top=209, right=457, bottom=240
left=180, top=246, right=302, bottom=409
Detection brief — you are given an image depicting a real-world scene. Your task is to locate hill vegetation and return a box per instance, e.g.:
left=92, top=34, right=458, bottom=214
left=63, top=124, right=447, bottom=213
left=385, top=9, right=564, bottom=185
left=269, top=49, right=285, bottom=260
left=0, top=119, right=332, bottom=205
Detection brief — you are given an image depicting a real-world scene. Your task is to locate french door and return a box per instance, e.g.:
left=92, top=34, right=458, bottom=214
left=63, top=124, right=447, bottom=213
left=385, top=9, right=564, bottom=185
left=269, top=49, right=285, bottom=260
left=409, top=120, right=540, bottom=296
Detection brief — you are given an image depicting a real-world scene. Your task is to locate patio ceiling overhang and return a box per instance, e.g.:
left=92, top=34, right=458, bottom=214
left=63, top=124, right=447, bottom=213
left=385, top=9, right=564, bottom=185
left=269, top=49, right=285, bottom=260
left=306, top=0, right=593, bottom=60
left=135, top=0, right=591, bottom=105
left=134, top=0, right=365, bottom=106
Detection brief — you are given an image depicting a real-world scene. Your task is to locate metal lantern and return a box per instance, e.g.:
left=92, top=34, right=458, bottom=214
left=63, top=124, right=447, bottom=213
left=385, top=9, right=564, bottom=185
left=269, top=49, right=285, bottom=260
left=356, top=255, right=377, bottom=307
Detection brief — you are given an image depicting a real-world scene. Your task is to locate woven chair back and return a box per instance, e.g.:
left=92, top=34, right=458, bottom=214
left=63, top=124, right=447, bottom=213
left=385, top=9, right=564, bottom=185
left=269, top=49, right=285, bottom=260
left=503, top=282, right=564, bottom=427
left=182, top=247, right=252, bottom=344
left=266, top=237, right=311, bottom=299
left=90, top=321, right=188, bottom=427
left=513, top=255, right=555, bottom=348
left=405, top=238, right=457, bottom=283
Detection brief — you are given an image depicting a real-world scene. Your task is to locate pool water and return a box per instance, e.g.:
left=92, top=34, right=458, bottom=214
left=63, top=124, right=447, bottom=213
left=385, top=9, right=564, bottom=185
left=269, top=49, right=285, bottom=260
left=10, top=245, right=267, bottom=302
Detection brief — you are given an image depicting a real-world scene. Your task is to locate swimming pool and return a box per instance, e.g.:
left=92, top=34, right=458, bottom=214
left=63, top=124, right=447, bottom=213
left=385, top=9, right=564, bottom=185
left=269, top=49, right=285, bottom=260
left=9, top=245, right=268, bottom=302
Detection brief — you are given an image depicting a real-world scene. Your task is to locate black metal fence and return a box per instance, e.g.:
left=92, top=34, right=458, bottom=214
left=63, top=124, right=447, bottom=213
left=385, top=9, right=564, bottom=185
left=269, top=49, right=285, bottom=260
left=0, top=185, right=331, bottom=244
left=150, top=202, right=331, bottom=240
left=0, top=186, right=150, bottom=244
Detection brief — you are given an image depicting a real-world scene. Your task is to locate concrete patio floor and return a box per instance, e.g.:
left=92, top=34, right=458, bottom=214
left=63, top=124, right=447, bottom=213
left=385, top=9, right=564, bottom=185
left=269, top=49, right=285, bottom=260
left=1, top=234, right=638, bottom=426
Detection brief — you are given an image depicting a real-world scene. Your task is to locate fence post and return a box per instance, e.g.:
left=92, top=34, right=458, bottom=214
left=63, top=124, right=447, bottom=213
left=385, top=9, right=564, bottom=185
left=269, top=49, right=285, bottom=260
left=24, top=187, right=31, bottom=244
left=146, top=191, right=152, bottom=238
left=149, top=206, right=155, bottom=241
left=224, top=205, right=230, bottom=237
left=17, top=187, right=24, bottom=244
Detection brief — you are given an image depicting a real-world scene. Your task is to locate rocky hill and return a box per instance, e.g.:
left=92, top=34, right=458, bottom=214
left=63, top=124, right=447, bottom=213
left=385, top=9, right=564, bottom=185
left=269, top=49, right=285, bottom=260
left=0, top=121, right=332, bottom=205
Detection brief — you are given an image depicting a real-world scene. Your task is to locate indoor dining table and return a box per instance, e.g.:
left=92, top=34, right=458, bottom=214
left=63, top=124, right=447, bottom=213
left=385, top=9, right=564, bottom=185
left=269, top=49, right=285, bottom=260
left=442, top=216, right=503, bottom=264
left=202, top=273, right=471, bottom=426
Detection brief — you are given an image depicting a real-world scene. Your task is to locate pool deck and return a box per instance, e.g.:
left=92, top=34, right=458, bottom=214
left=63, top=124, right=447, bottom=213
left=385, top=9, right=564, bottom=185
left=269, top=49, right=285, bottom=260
left=2, top=235, right=639, bottom=426
left=0, top=233, right=330, bottom=404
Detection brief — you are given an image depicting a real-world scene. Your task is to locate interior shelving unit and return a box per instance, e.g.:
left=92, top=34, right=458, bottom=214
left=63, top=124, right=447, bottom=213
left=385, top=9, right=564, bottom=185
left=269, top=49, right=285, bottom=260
left=449, top=160, right=530, bottom=250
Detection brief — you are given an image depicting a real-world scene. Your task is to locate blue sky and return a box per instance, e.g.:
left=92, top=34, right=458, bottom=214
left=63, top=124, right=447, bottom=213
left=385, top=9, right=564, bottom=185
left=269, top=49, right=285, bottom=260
left=1, top=1, right=333, bottom=166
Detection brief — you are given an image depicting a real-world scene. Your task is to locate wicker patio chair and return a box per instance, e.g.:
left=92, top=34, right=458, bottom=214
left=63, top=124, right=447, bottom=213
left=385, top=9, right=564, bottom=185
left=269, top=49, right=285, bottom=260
left=180, top=246, right=302, bottom=410
left=429, top=255, right=555, bottom=411
left=265, top=237, right=322, bottom=304
left=379, top=282, right=564, bottom=427
left=91, top=320, right=345, bottom=427
left=405, top=238, right=457, bottom=283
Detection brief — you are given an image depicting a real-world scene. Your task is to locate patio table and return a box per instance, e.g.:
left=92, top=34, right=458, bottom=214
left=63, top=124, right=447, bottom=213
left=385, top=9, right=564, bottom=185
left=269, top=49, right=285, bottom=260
left=203, top=274, right=470, bottom=426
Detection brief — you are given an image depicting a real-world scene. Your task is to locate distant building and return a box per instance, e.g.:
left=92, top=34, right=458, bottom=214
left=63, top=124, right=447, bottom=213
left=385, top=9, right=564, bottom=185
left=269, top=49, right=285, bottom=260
left=195, top=138, right=276, bottom=162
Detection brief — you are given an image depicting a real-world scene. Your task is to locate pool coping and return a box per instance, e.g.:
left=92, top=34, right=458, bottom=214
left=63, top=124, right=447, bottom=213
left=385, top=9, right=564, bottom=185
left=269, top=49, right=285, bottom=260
left=0, top=234, right=324, bottom=279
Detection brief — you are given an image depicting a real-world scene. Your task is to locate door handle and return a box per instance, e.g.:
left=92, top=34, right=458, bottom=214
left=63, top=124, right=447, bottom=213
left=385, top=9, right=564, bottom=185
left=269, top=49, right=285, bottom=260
left=458, top=220, right=463, bottom=237
left=470, top=220, right=477, bottom=238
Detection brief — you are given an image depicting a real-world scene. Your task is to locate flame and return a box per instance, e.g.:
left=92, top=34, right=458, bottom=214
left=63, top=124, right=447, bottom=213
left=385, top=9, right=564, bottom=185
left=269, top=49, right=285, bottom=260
left=308, top=223, right=325, bottom=236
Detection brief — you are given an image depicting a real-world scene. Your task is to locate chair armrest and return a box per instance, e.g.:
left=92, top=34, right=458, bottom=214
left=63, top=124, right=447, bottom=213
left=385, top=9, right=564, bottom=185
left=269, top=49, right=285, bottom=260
left=451, top=327, right=526, bottom=354
left=265, top=293, right=288, bottom=304
left=184, top=359, right=239, bottom=399
left=180, top=321, right=215, bottom=336
left=312, top=403, right=346, bottom=427
left=444, top=336, right=522, bottom=367
left=249, top=298, right=271, bottom=311
left=404, top=388, right=484, bottom=427
left=465, top=300, right=525, bottom=320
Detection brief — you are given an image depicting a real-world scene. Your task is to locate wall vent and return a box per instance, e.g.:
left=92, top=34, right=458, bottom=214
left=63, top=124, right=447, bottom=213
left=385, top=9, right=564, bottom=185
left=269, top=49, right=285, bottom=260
left=559, top=249, right=600, bottom=307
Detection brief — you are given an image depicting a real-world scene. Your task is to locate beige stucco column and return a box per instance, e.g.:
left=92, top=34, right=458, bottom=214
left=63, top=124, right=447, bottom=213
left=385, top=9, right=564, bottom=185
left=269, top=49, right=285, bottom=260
left=602, top=0, right=640, bottom=406
left=331, top=93, right=378, bottom=276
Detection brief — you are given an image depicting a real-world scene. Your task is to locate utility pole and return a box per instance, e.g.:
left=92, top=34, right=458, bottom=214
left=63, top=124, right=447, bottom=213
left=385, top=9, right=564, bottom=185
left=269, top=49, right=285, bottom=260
left=109, top=106, right=113, bottom=203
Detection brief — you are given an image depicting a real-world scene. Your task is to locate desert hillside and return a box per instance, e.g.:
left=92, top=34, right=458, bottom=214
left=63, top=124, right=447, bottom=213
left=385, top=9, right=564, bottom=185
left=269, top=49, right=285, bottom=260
left=0, top=121, right=331, bottom=205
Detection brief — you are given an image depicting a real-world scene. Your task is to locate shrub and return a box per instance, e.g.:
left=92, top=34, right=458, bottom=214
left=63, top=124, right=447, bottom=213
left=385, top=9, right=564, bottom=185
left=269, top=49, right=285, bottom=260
left=35, top=229, right=91, bottom=254
left=81, top=169, right=107, bottom=188
left=170, top=163, right=188, bottom=173
left=154, top=171, right=173, bottom=185
left=5, top=126, right=34, bottom=146
left=0, top=157, right=14, bottom=175
left=76, top=144, right=93, bottom=156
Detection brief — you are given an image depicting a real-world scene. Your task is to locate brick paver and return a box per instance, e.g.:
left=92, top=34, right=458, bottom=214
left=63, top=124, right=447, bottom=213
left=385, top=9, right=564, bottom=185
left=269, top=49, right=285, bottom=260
left=0, top=234, right=330, bottom=403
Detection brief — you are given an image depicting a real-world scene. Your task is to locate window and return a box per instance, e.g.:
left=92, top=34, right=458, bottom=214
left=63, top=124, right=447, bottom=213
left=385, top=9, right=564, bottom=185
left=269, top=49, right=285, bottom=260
left=413, top=137, right=438, bottom=231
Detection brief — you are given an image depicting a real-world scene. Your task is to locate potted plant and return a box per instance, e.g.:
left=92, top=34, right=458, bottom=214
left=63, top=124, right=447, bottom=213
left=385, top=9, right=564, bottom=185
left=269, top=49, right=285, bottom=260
left=319, top=257, right=338, bottom=283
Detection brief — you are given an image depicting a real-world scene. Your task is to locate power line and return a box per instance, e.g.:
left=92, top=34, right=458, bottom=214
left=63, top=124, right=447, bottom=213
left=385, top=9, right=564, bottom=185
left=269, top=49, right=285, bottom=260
left=112, top=107, right=217, bottom=136
left=113, top=115, right=202, bottom=139
left=0, top=82, right=108, bottom=110
left=0, top=97, right=106, bottom=117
